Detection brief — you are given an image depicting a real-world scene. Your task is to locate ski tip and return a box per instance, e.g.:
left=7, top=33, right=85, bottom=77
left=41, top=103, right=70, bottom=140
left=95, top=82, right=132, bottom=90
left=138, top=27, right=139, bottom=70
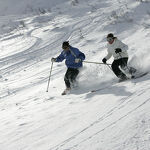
left=132, top=72, right=149, bottom=79
left=131, top=75, right=135, bottom=79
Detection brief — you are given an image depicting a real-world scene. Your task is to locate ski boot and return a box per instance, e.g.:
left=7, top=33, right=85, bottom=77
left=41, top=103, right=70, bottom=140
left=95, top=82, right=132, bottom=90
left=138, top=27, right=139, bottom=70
left=61, top=88, right=71, bottom=95
left=118, top=74, right=128, bottom=82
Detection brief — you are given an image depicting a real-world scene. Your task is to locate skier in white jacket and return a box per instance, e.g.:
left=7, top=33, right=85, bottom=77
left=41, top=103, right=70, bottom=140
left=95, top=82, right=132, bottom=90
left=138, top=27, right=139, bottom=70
left=102, top=33, right=136, bottom=81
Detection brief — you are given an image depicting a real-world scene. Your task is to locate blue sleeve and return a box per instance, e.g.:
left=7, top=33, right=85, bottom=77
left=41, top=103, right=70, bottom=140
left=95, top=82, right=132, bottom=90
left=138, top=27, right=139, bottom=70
left=56, top=52, right=65, bottom=62
left=75, top=48, right=85, bottom=60
left=78, top=52, right=85, bottom=60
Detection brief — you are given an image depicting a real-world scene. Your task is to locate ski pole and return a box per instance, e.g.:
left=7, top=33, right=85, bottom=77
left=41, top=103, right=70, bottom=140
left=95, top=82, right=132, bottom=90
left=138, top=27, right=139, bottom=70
left=83, top=60, right=111, bottom=66
left=106, top=63, right=112, bottom=71
left=46, top=61, right=54, bottom=92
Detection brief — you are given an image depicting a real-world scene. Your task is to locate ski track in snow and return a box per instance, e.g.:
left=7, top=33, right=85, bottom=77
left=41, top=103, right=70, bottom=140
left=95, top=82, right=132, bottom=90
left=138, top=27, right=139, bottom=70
left=50, top=84, right=150, bottom=150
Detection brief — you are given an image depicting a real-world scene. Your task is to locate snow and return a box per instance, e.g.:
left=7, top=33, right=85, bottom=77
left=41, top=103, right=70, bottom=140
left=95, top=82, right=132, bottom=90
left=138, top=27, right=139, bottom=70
left=0, top=0, right=150, bottom=150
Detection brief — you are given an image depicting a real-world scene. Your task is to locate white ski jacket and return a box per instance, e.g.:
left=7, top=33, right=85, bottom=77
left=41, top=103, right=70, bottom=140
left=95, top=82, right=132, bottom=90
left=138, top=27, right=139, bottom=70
left=105, top=38, right=128, bottom=60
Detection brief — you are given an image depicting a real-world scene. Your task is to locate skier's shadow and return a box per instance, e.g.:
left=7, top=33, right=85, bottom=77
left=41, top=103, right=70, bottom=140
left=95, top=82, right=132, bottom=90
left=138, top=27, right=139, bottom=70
left=85, top=73, right=149, bottom=99
left=71, top=72, right=150, bottom=99
left=71, top=79, right=133, bottom=99
left=85, top=84, right=132, bottom=100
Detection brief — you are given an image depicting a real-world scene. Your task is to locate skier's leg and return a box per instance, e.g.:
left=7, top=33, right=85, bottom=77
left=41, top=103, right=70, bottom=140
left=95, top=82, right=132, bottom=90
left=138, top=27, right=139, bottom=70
left=120, top=58, right=136, bottom=75
left=70, top=69, right=79, bottom=82
left=69, top=68, right=79, bottom=88
left=120, top=58, right=129, bottom=74
left=62, top=68, right=79, bottom=95
left=112, top=59, right=127, bottom=79
left=62, top=68, right=72, bottom=95
left=129, top=67, right=136, bottom=75
left=64, top=68, right=72, bottom=89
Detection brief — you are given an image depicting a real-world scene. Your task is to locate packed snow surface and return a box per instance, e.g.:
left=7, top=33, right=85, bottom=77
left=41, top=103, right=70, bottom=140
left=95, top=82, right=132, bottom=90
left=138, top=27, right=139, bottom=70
left=0, top=0, right=150, bottom=150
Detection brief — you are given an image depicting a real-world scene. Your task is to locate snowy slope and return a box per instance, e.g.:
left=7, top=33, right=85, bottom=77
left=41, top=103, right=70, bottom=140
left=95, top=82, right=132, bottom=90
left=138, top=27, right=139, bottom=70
left=0, top=0, right=66, bottom=15
left=0, top=0, right=150, bottom=150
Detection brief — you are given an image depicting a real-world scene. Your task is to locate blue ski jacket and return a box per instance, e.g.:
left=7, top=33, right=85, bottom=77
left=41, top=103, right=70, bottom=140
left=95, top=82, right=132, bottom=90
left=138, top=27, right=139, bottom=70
left=56, top=46, right=85, bottom=68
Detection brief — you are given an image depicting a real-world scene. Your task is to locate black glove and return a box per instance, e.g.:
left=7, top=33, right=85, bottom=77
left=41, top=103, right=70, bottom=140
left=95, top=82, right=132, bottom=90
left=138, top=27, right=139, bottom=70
left=102, top=58, right=107, bottom=64
left=115, top=48, right=122, bottom=53
left=51, top=58, right=56, bottom=62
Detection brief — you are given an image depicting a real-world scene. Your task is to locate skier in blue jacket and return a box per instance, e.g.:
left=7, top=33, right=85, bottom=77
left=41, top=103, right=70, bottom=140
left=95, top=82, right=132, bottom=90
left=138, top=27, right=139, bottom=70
left=51, top=41, right=85, bottom=95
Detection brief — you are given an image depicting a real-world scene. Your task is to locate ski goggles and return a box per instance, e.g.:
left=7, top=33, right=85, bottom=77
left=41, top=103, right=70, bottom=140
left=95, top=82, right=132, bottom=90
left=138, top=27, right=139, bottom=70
left=107, top=37, right=113, bottom=42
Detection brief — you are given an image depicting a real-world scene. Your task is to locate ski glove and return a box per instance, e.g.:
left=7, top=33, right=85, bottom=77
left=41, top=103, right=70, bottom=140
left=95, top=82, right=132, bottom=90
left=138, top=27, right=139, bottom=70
left=102, top=58, right=107, bottom=64
left=75, top=58, right=81, bottom=63
left=115, top=48, right=122, bottom=53
left=51, top=58, right=56, bottom=62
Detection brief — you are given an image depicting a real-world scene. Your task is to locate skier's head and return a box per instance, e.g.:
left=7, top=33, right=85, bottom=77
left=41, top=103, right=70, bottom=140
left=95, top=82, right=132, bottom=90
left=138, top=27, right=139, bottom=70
left=62, top=41, right=70, bottom=51
left=107, top=33, right=115, bottom=44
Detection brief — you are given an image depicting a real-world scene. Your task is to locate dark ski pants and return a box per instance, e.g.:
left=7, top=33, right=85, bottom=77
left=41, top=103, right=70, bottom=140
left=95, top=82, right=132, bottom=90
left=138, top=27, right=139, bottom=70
left=111, top=58, right=128, bottom=78
left=64, top=68, right=79, bottom=88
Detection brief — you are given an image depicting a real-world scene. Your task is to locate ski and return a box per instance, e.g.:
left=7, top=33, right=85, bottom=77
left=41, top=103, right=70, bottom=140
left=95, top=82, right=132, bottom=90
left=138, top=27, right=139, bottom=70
left=118, top=72, right=148, bottom=83
left=131, top=72, right=148, bottom=79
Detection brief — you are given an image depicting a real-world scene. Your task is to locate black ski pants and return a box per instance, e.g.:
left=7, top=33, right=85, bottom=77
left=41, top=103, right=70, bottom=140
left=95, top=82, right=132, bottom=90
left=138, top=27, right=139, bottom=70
left=111, top=57, right=128, bottom=78
left=64, top=68, right=79, bottom=88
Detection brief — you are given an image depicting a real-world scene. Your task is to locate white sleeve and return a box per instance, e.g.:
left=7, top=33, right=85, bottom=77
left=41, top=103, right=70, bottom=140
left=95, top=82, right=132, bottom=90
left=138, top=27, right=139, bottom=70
left=118, top=40, right=128, bottom=51
left=105, top=49, right=112, bottom=60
